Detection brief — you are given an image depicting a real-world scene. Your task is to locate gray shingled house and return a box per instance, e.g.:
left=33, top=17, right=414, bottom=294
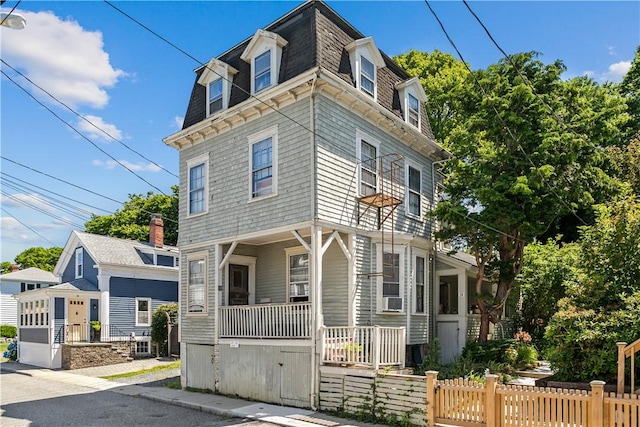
left=163, top=0, right=451, bottom=408
left=14, top=216, right=178, bottom=368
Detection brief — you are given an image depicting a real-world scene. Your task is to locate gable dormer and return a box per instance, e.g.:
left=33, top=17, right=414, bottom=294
left=197, top=58, right=238, bottom=117
left=240, top=29, right=288, bottom=95
left=395, top=77, right=428, bottom=131
left=345, top=37, right=385, bottom=100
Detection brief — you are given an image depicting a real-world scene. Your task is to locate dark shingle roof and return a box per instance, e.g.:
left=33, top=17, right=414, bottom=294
left=181, top=0, right=435, bottom=140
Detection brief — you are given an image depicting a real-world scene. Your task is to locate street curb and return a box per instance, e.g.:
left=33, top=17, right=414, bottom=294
left=138, top=392, right=240, bottom=419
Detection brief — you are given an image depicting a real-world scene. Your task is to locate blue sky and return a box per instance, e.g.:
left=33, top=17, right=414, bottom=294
left=1, top=0, right=638, bottom=263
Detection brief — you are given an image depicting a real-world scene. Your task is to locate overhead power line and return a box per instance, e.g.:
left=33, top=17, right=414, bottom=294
left=1, top=59, right=178, bottom=179
left=1, top=207, right=57, bottom=247
left=1, top=69, right=168, bottom=195
left=423, top=0, right=587, bottom=228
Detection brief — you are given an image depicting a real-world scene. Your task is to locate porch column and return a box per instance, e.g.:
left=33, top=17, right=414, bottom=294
left=214, top=243, right=222, bottom=345
left=348, top=233, right=356, bottom=327
left=98, top=272, right=110, bottom=338
left=310, top=224, right=323, bottom=409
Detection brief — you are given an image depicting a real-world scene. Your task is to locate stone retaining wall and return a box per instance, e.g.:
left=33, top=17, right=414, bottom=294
left=61, top=343, right=132, bottom=370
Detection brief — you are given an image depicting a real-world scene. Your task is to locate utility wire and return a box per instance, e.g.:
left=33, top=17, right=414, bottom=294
left=0, top=0, right=21, bottom=26
left=1, top=207, right=57, bottom=247
left=423, top=0, right=587, bottom=229
left=1, top=69, right=167, bottom=195
left=0, top=190, right=86, bottom=228
left=1, top=156, right=179, bottom=224
left=1, top=59, right=178, bottom=179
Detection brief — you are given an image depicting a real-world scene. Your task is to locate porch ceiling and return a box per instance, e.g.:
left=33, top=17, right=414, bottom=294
left=227, top=229, right=312, bottom=246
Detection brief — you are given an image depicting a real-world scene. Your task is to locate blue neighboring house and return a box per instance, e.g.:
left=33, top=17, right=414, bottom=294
left=14, top=215, right=179, bottom=368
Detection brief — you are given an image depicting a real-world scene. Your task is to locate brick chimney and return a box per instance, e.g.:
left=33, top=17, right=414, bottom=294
left=149, top=214, right=164, bottom=247
left=11, top=264, right=19, bottom=272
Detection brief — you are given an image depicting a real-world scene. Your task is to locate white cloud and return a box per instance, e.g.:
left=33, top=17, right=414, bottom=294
left=92, top=159, right=162, bottom=172
left=0, top=217, right=34, bottom=244
left=76, top=115, right=124, bottom=142
left=608, top=46, right=616, bottom=56
left=1, top=10, right=125, bottom=109
left=1, top=193, right=58, bottom=213
left=582, top=60, right=632, bottom=83
left=173, top=116, right=184, bottom=130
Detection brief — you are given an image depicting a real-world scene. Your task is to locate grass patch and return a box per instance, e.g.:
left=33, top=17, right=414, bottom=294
left=0, top=342, right=8, bottom=362
left=100, top=359, right=180, bottom=380
left=165, top=378, right=182, bottom=389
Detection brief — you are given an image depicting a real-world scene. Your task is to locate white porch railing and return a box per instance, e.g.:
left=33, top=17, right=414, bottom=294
left=219, top=302, right=311, bottom=339
left=321, top=326, right=406, bottom=369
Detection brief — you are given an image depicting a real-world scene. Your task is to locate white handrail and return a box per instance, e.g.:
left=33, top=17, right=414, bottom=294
left=321, top=325, right=405, bottom=368
left=219, top=302, right=312, bottom=338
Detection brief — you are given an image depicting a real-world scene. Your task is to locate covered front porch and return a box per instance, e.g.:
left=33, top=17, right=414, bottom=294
left=213, top=223, right=405, bottom=369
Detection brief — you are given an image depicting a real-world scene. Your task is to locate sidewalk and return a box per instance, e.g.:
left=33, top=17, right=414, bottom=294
left=0, top=360, right=382, bottom=427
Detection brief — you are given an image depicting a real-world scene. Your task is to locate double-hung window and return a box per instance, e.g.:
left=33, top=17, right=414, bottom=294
left=406, top=164, right=422, bottom=218
left=360, top=56, right=375, bottom=97
left=408, top=94, right=419, bottom=127
left=383, top=252, right=400, bottom=299
left=187, top=154, right=208, bottom=216
left=287, top=249, right=309, bottom=302
left=75, top=248, right=83, bottom=279
left=208, top=78, right=223, bottom=114
left=136, top=298, right=151, bottom=326
left=249, top=126, right=278, bottom=199
left=414, top=252, right=427, bottom=314
left=254, top=50, right=271, bottom=93
left=187, top=256, right=206, bottom=313
left=359, top=138, right=378, bottom=196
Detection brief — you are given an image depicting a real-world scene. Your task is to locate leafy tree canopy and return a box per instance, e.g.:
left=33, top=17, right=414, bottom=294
left=420, top=51, right=629, bottom=342
left=84, top=186, right=178, bottom=246
left=620, top=45, right=640, bottom=138
left=13, top=246, right=63, bottom=272
left=0, top=262, right=14, bottom=275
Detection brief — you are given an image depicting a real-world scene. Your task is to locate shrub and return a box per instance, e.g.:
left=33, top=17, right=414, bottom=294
left=3, top=340, right=18, bottom=361
left=1, top=325, right=17, bottom=338
left=151, top=303, right=178, bottom=356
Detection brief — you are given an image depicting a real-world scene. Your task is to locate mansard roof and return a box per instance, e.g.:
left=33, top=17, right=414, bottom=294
left=181, top=0, right=435, bottom=140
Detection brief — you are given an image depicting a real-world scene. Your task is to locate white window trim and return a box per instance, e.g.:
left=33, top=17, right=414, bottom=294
left=224, top=255, right=256, bottom=306
left=407, top=93, right=420, bottom=129
left=285, top=246, right=310, bottom=302
left=186, top=251, right=208, bottom=316
left=135, top=297, right=152, bottom=326
left=376, top=244, right=405, bottom=314
left=355, top=130, right=381, bottom=197
left=248, top=125, right=278, bottom=201
left=345, top=37, right=385, bottom=101
left=395, top=77, right=428, bottom=131
left=207, top=78, right=224, bottom=116
left=19, top=298, right=50, bottom=328
left=241, top=29, right=288, bottom=95
left=198, top=58, right=238, bottom=117
left=75, top=248, right=83, bottom=279
left=186, top=153, right=209, bottom=217
left=405, top=160, right=424, bottom=220
left=412, top=249, right=428, bottom=315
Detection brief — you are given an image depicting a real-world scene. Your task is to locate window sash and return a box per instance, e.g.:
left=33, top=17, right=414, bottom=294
left=415, top=256, right=426, bottom=313
left=75, top=249, right=83, bottom=278
left=209, top=79, right=223, bottom=114
left=252, top=137, right=273, bottom=197
left=360, top=140, right=378, bottom=195
left=360, top=56, right=375, bottom=96
left=408, top=94, right=419, bottom=127
left=408, top=166, right=421, bottom=216
left=189, top=163, right=205, bottom=214
left=254, top=50, right=271, bottom=92
left=382, top=252, right=400, bottom=297
left=289, top=253, right=309, bottom=301
left=188, top=259, right=206, bottom=312
left=137, top=299, right=150, bottom=325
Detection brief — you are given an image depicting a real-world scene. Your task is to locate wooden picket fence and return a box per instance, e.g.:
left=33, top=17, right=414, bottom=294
left=319, top=368, right=640, bottom=427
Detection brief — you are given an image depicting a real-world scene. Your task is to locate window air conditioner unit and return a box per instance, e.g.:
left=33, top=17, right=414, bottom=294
left=383, top=297, right=403, bottom=312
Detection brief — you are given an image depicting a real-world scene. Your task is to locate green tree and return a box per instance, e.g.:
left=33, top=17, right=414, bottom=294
left=429, top=52, right=628, bottom=343
left=516, top=238, right=579, bottom=348
left=393, top=49, right=470, bottom=143
left=0, top=262, right=14, bottom=275
left=84, top=186, right=178, bottom=245
left=14, top=247, right=63, bottom=272
left=620, top=46, right=640, bottom=138
left=607, top=133, right=640, bottom=196
left=545, top=196, right=640, bottom=382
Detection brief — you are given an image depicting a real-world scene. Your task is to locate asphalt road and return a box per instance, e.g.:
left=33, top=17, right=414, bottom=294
left=0, top=371, right=273, bottom=427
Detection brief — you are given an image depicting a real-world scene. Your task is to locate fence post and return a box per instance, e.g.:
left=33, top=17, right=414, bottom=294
left=485, top=374, right=498, bottom=427
left=426, top=371, right=438, bottom=427
left=617, top=342, right=626, bottom=394
left=590, top=380, right=606, bottom=427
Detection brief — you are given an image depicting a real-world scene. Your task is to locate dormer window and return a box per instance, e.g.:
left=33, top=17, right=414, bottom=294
left=75, top=248, right=83, bottom=279
left=396, top=77, right=428, bottom=131
left=345, top=37, right=385, bottom=100
left=208, top=78, right=223, bottom=114
left=198, top=58, right=238, bottom=117
left=241, top=29, right=288, bottom=95
left=254, top=50, right=272, bottom=92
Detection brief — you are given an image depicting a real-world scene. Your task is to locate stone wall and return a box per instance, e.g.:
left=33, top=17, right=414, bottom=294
left=61, top=343, right=132, bottom=370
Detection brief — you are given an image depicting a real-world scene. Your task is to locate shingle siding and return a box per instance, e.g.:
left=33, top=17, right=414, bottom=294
left=178, top=100, right=312, bottom=245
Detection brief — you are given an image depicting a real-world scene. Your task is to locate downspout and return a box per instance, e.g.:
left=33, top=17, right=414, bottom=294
left=309, top=70, right=319, bottom=411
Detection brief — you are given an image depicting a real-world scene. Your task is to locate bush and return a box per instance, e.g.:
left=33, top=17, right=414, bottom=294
left=151, top=303, right=178, bottom=356
left=1, top=325, right=17, bottom=338
left=3, top=340, right=18, bottom=361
